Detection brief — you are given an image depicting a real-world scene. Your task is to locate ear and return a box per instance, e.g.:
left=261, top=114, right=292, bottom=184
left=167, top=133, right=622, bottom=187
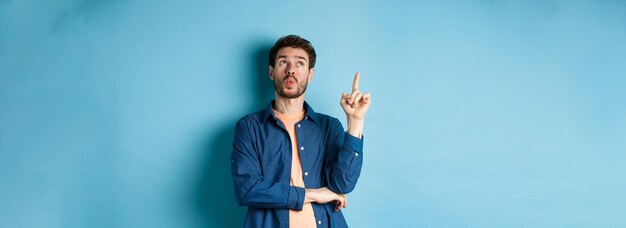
left=269, top=65, right=274, bottom=80
left=308, top=68, right=315, bottom=82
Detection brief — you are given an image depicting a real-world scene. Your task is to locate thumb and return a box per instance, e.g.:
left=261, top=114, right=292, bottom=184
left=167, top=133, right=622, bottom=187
left=340, top=93, right=350, bottom=103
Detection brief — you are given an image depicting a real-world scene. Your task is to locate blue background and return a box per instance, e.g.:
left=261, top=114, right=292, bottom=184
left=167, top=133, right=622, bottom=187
left=1, top=0, right=625, bottom=227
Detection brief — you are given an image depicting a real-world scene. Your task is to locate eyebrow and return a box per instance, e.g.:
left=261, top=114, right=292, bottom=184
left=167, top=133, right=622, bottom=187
left=277, top=55, right=308, bottom=62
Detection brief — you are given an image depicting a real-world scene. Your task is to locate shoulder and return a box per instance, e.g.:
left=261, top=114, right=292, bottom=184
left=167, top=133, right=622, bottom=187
left=310, top=111, right=343, bottom=130
left=304, top=101, right=341, bottom=128
left=235, top=110, right=266, bottom=129
left=315, top=112, right=339, bottom=124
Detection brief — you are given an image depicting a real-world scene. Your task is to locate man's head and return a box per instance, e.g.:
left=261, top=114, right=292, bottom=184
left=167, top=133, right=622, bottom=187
left=269, top=35, right=316, bottom=99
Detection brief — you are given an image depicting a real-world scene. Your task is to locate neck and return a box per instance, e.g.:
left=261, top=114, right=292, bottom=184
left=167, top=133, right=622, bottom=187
left=273, top=93, right=306, bottom=114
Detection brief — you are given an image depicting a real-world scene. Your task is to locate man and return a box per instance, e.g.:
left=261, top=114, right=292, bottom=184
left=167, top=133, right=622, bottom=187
left=231, top=35, right=371, bottom=228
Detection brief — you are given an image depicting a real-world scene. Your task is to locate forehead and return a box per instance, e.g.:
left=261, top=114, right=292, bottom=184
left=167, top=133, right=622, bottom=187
left=276, top=47, right=309, bottom=61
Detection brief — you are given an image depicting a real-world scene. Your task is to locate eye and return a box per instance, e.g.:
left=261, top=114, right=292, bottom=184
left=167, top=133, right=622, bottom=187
left=297, top=61, right=304, bottom=66
left=279, top=60, right=287, bottom=65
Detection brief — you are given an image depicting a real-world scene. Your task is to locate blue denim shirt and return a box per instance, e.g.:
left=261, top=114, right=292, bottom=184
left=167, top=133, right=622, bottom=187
left=231, top=101, right=364, bottom=228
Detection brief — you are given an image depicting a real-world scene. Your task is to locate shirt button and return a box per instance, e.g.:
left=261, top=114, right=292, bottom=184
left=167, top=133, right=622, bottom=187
left=297, top=124, right=301, bottom=128
left=355, top=152, right=359, bottom=156
left=318, top=220, right=321, bottom=224
left=300, top=146, right=304, bottom=151
left=304, top=172, right=308, bottom=176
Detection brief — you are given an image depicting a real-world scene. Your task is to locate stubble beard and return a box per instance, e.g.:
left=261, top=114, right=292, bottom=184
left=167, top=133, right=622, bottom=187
left=273, top=74, right=308, bottom=99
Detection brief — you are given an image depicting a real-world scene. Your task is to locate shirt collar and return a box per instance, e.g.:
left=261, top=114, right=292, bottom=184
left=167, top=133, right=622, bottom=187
left=263, top=100, right=320, bottom=124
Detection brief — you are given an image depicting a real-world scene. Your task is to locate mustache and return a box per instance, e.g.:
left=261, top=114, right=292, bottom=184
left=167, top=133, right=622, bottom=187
left=283, top=76, right=297, bottom=82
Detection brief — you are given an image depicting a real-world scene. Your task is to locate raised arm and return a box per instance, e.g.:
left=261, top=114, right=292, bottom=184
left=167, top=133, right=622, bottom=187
left=324, top=72, right=372, bottom=194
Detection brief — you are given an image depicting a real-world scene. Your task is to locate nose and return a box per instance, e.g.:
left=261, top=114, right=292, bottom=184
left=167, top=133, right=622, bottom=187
left=286, top=64, right=295, bottom=75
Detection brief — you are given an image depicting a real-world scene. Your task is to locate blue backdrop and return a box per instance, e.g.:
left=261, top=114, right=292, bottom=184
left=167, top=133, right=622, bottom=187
left=1, top=0, right=625, bottom=227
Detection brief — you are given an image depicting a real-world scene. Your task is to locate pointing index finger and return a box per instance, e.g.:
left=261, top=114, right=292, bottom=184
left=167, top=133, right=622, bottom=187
left=352, top=72, right=360, bottom=91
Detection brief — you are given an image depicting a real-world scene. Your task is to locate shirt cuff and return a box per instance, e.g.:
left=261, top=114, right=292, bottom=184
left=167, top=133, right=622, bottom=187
left=288, top=186, right=305, bottom=211
left=343, top=132, right=364, bottom=153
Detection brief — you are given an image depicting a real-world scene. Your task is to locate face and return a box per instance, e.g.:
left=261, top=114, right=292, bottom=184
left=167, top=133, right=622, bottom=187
left=269, top=47, right=314, bottom=99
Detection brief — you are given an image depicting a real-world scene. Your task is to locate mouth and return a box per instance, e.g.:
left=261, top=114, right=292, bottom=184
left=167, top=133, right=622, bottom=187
left=284, top=77, right=296, bottom=87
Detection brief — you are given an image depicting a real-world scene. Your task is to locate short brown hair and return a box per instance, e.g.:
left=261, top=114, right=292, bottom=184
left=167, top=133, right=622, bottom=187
left=269, top=35, right=316, bottom=69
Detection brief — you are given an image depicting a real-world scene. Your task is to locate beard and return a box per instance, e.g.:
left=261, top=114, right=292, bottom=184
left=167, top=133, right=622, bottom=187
left=273, top=75, right=308, bottom=99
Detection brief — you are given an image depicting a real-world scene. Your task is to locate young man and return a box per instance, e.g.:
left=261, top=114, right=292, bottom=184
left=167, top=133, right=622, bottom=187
left=231, top=35, right=371, bottom=228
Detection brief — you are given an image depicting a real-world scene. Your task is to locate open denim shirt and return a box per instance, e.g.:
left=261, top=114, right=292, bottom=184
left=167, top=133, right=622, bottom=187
left=231, top=101, right=364, bottom=228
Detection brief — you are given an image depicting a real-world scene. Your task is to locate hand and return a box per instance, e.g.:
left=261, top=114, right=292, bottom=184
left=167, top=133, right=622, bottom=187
left=305, top=187, right=348, bottom=211
left=340, top=72, right=371, bottom=120
left=335, top=194, right=347, bottom=212
left=340, top=72, right=371, bottom=138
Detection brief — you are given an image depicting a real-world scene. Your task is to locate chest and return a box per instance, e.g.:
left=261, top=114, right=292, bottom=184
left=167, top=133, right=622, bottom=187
left=255, top=123, right=328, bottom=184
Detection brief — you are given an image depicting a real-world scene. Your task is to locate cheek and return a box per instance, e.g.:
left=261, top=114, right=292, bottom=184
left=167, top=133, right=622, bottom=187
left=298, top=67, right=310, bottom=74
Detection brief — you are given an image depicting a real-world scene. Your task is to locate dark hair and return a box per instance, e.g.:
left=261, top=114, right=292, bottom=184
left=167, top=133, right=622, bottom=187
left=269, top=35, right=316, bottom=69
